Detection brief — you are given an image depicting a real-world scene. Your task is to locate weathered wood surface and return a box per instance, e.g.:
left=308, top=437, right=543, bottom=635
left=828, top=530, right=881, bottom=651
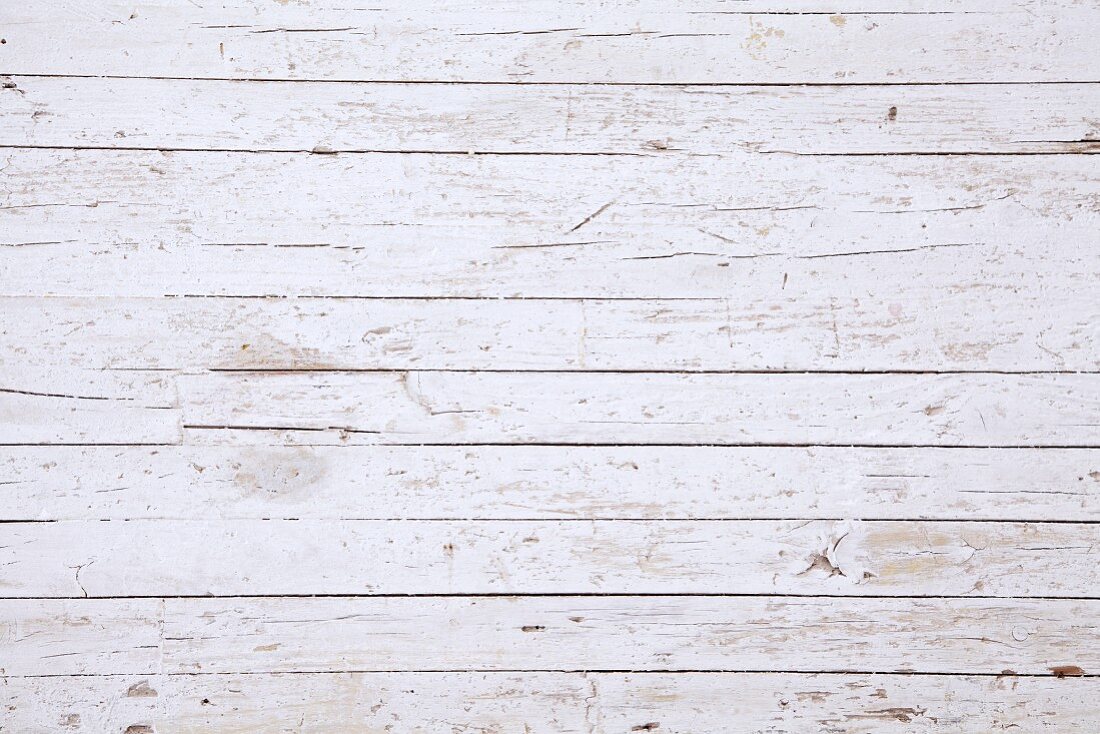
left=4, top=370, right=1099, bottom=446
left=4, top=446, right=1096, bottom=521
left=2, top=519, right=1094, bottom=597
left=4, top=0, right=1098, bottom=727
left=4, top=76, right=1099, bottom=155
left=4, top=294, right=1097, bottom=372
left=2, top=150, right=1097, bottom=301
left=5, top=672, right=1099, bottom=733
left=2, top=597, right=1095, bottom=676
left=2, top=1, right=1097, bottom=83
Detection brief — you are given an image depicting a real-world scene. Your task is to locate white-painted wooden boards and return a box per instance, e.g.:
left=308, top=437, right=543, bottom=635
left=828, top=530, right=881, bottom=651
left=4, top=369, right=1100, bottom=445
left=2, top=295, right=1097, bottom=371
left=7, top=673, right=1100, bottom=734
left=4, top=446, right=1096, bottom=521
left=5, top=371, right=1098, bottom=445
left=3, top=597, right=1097, bottom=678
left=3, top=152, right=1097, bottom=295
left=3, top=1, right=1099, bottom=83
left=3, top=77, right=1099, bottom=155
left=3, top=519, right=1096, bottom=597
left=3, top=0, right=1099, bottom=730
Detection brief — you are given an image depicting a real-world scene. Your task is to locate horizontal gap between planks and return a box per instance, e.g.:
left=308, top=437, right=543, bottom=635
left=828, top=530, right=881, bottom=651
left=7, top=670, right=1096, bottom=680
left=3, top=518, right=1098, bottom=524
left=196, top=368, right=1100, bottom=375
left=0, top=293, right=1084, bottom=305
left=178, top=434, right=1100, bottom=451
left=11, top=593, right=1100, bottom=601
left=173, top=294, right=1092, bottom=303
left=5, top=73, right=1100, bottom=87
left=0, top=144, right=1096, bottom=157
left=7, top=442, right=1100, bottom=449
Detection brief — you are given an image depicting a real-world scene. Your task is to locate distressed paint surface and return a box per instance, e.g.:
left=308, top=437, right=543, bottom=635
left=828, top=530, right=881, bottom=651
left=5, top=673, right=1099, bottom=733
left=2, top=597, right=1097, bottom=676
left=4, top=77, right=1100, bottom=155
left=3, top=1, right=1098, bottom=83
left=2, top=295, right=1097, bottom=371
left=1, top=0, right=1098, bottom=730
left=2, top=519, right=1095, bottom=597
left=4, top=446, right=1097, bottom=521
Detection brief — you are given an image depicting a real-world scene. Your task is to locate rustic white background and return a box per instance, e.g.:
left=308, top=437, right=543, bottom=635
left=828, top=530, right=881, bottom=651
left=1, top=0, right=1098, bottom=731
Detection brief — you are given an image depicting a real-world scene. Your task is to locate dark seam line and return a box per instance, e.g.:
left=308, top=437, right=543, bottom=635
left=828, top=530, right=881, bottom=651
left=0, top=444, right=1095, bottom=451
left=2, top=518, right=1096, bottom=524
left=7, top=670, right=1097, bottom=680
left=0, top=144, right=1095, bottom=157
left=198, top=368, right=1100, bottom=375
left=4, top=593, right=1099, bottom=600
left=3, top=73, right=1099, bottom=86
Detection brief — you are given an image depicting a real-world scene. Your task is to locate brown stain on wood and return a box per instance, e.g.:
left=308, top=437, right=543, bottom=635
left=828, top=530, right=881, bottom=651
left=1050, top=665, right=1086, bottom=677
left=125, top=680, right=158, bottom=697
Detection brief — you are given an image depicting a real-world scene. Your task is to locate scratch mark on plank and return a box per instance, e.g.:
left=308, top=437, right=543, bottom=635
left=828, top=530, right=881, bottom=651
left=568, top=201, right=615, bottom=233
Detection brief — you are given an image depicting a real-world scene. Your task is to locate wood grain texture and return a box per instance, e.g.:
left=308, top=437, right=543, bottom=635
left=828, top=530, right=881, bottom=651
left=5, top=370, right=1099, bottom=446
left=177, top=371, right=1100, bottom=447
left=3, top=519, right=1095, bottom=597
left=5, top=0, right=1098, bottom=726
left=2, top=597, right=1095, bottom=676
left=2, top=1, right=1097, bottom=83
left=4, top=445, right=1096, bottom=521
left=5, top=672, right=1099, bottom=733
left=3, top=76, right=1099, bottom=155
left=2, top=150, right=1097, bottom=301
left=3, top=294, right=1096, bottom=372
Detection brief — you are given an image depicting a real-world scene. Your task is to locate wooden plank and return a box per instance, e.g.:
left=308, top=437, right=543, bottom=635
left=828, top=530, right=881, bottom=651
left=178, top=371, right=1100, bottom=447
left=0, top=599, right=163, bottom=677
left=2, top=150, right=1096, bottom=300
left=5, top=0, right=1096, bottom=725
left=2, top=597, right=1095, bottom=676
left=5, top=445, right=1097, bottom=522
left=5, top=672, right=1099, bottom=733
left=0, top=370, right=178, bottom=445
left=3, top=76, right=1099, bottom=155
left=3, top=294, right=1096, bottom=372
left=5, top=370, right=1097, bottom=446
left=1, top=519, right=1094, bottom=597
left=2, top=1, right=1096, bottom=83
